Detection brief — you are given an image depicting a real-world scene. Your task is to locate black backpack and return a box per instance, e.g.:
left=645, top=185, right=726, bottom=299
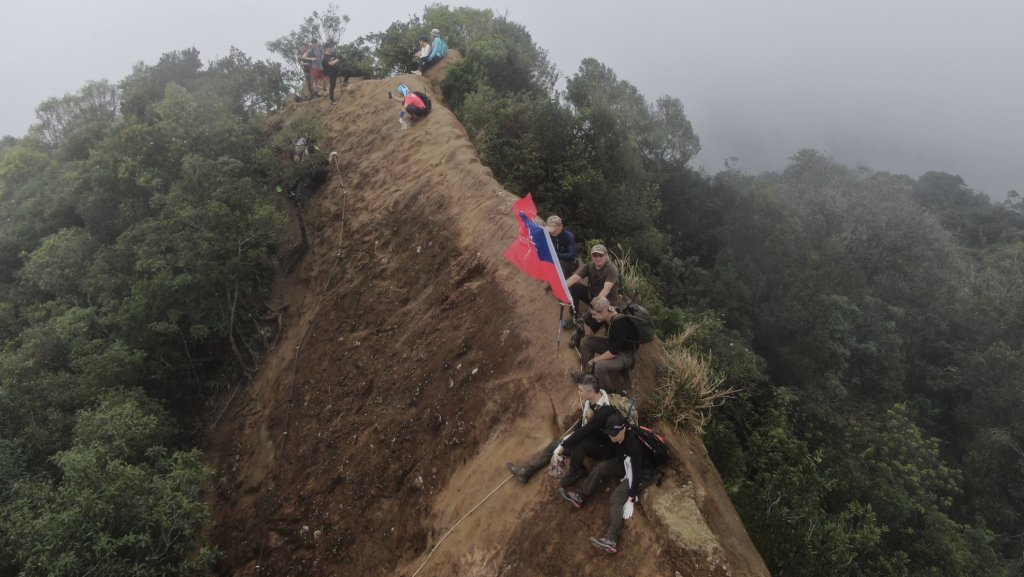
left=413, top=91, right=432, bottom=112
left=634, top=425, right=669, bottom=467
left=615, top=302, right=655, bottom=344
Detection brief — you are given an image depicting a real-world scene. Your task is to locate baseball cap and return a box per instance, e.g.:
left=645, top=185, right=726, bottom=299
left=591, top=244, right=607, bottom=256
left=603, top=413, right=627, bottom=436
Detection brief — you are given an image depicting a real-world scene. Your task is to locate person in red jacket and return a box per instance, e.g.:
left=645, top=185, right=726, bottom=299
left=390, top=84, right=430, bottom=129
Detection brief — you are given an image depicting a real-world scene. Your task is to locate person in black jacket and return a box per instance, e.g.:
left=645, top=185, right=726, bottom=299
left=560, top=413, right=658, bottom=555
left=505, top=376, right=616, bottom=487
left=321, top=46, right=353, bottom=104
left=575, top=296, right=639, bottom=392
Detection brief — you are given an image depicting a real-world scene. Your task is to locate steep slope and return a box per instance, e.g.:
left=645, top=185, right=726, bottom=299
left=204, top=69, right=770, bottom=577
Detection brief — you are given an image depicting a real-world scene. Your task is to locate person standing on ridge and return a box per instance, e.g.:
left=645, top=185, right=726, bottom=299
left=322, top=46, right=352, bottom=104
left=302, top=39, right=325, bottom=97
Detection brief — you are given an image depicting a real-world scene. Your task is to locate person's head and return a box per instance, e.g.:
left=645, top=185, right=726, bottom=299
left=397, top=84, right=410, bottom=98
left=576, top=375, right=601, bottom=402
left=431, top=28, right=441, bottom=37
left=604, top=413, right=628, bottom=444
left=590, top=296, right=616, bottom=324
left=590, top=244, right=608, bottom=269
left=418, top=35, right=430, bottom=45
left=311, top=38, right=319, bottom=46
left=546, top=215, right=563, bottom=236
left=324, top=45, right=333, bottom=54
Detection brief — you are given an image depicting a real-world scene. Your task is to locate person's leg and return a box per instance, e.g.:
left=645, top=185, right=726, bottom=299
left=328, top=75, right=337, bottom=102
left=562, top=442, right=589, bottom=486
left=605, top=479, right=630, bottom=544
left=507, top=438, right=560, bottom=483
left=593, top=351, right=634, bottom=393
left=579, top=335, right=610, bottom=367
left=605, top=468, right=654, bottom=544
left=582, top=436, right=616, bottom=462
left=578, top=457, right=624, bottom=499
left=569, top=284, right=590, bottom=316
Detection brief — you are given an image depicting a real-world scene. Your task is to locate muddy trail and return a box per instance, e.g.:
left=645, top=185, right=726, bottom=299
left=204, top=61, right=770, bottom=577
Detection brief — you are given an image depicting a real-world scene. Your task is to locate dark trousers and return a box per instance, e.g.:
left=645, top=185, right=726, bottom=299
left=579, top=459, right=654, bottom=542
left=565, top=436, right=616, bottom=486
left=327, top=70, right=352, bottom=102
left=580, top=336, right=635, bottom=392
left=419, top=55, right=441, bottom=71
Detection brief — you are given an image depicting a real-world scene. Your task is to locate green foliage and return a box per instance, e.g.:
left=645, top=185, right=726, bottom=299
left=3, top=395, right=217, bottom=577
left=266, top=3, right=350, bottom=87
left=0, top=44, right=296, bottom=575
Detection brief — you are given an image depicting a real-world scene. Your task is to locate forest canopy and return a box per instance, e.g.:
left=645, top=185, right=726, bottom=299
left=1, top=4, right=1023, bottom=577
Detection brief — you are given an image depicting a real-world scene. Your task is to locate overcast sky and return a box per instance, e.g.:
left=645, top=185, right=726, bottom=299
left=2, top=1, right=1021, bottom=198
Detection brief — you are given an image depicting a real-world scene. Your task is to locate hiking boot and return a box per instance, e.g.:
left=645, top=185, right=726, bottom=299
left=506, top=462, right=530, bottom=484
left=560, top=319, right=576, bottom=330
left=560, top=488, right=583, bottom=509
left=568, top=329, right=582, bottom=348
left=589, top=536, right=618, bottom=554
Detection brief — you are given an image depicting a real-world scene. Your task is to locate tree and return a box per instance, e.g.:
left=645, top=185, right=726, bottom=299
left=266, top=3, right=350, bottom=86
left=2, top=394, right=217, bottom=577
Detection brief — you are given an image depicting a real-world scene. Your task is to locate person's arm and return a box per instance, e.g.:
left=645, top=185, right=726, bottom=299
left=591, top=317, right=627, bottom=362
left=565, top=273, right=581, bottom=288
left=562, top=232, right=578, bottom=262
left=596, top=281, right=615, bottom=300
left=627, top=439, right=644, bottom=499
left=560, top=406, right=612, bottom=448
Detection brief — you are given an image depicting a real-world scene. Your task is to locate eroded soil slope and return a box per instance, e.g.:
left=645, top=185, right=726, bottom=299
left=204, top=68, right=770, bottom=577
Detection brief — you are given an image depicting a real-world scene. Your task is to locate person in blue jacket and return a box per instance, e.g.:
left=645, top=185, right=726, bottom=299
left=420, top=28, right=448, bottom=72
left=545, top=215, right=578, bottom=280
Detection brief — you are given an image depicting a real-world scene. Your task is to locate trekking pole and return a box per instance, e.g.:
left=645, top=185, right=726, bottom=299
left=556, top=303, right=564, bottom=349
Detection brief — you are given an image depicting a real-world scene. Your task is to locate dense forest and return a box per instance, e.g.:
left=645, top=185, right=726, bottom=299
left=1, top=4, right=1022, bottom=577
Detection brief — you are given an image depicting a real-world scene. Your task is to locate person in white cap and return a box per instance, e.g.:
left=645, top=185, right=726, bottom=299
left=420, top=28, right=449, bottom=72
left=545, top=215, right=578, bottom=280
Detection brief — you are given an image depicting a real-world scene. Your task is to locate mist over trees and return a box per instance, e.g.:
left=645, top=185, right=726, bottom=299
left=355, top=6, right=1024, bottom=576
left=2, top=4, right=1023, bottom=577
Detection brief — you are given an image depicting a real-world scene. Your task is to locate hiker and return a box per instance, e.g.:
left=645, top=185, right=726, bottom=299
left=298, top=42, right=313, bottom=98
left=506, top=375, right=617, bottom=486
left=322, top=46, right=353, bottom=104
left=566, top=244, right=619, bottom=310
left=390, top=84, right=430, bottom=129
left=302, top=40, right=325, bottom=97
left=420, top=28, right=448, bottom=72
left=412, top=35, right=432, bottom=74
left=576, top=297, right=638, bottom=392
left=546, top=215, right=578, bottom=280
left=561, top=413, right=662, bottom=555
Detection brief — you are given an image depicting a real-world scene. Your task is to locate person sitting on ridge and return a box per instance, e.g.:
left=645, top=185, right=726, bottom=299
left=546, top=215, right=578, bottom=281
left=506, top=375, right=617, bottom=487
left=564, top=244, right=619, bottom=335
left=412, top=35, right=432, bottom=74
left=419, top=28, right=448, bottom=72
left=560, top=413, right=662, bottom=555
left=575, top=297, right=638, bottom=393
left=390, top=84, right=430, bottom=129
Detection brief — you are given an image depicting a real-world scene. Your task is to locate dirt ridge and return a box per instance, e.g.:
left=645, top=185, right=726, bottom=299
left=204, top=66, right=770, bottom=577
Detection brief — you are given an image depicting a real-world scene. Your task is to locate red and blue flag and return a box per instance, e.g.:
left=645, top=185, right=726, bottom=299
left=503, top=193, right=573, bottom=307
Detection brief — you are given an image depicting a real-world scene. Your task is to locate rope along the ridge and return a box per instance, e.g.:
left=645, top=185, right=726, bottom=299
left=409, top=474, right=515, bottom=577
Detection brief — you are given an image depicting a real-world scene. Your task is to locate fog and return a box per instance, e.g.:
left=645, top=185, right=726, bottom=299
left=2, top=0, right=1020, bottom=197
